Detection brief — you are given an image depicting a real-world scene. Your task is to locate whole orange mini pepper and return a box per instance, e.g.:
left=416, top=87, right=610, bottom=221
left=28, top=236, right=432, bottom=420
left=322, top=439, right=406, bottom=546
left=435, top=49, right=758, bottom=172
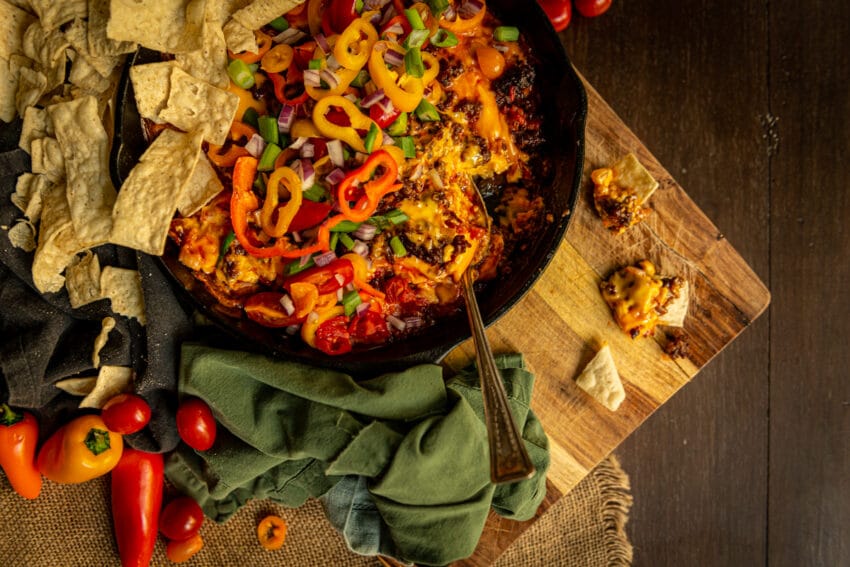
left=0, top=404, right=42, bottom=499
left=37, top=414, right=123, bottom=484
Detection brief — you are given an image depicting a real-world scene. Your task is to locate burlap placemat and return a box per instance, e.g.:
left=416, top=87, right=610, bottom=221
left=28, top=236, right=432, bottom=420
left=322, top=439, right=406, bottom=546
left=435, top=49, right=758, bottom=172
left=0, top=456, right=632, bottom=566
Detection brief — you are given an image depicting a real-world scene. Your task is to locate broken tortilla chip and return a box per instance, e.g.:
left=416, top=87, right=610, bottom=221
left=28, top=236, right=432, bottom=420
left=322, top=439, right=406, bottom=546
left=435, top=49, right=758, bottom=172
left=32, top=183, right=85, bottom=294
left=18, top=106, right=53, bottom=153
left=13, top=172, right=49, bottom=222
left=231, top=0, right=305, bottom=31
left=175, top=20, right=229, bottom=88
left=7, top=219, right=37, bottom=252
left=87, top=0, right=137, bottom=56
left=0, top=1, right=36, bottom=60
left=177, top=153, right=224, bottom=217
left=15, top=65, right=48, bottom=116
left=55, top=376, right=98, bottom=397
left=107, top=0, right=206, bottom=54
left=128, top=61, right=178, bottom=123
left=658, top=279, right=689, bottom=327
left=79, top=365, right=134, bottom=409
left=100, top=266, right=146, bottom=325
left=159, top=66, right=239, bottom=145
left=29, top=137, right=65, bottom=183
left=575, top=344, right=625, bottom=412
left=29, top=0, right=88, bottom=31
left=223, top=18, right=258, bottom=54
left=92, top=316, right=117, bottom=368
left=65, top=251, right=103, bottom=308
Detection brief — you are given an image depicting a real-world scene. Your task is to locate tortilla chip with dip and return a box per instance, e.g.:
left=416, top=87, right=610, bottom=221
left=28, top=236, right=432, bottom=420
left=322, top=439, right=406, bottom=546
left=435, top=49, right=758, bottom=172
left=575, top=344, right=625, bottom=412
left=658, top=279, right=690, bottom=327
left=100, top=266, right=146, bottom=325
left=107, top=0, right=206, bottom=54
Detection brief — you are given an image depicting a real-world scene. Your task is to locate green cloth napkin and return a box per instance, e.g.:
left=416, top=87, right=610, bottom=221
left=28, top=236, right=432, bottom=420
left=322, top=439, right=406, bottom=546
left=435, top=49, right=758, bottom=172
left=165, top=344, right=549, bottom=566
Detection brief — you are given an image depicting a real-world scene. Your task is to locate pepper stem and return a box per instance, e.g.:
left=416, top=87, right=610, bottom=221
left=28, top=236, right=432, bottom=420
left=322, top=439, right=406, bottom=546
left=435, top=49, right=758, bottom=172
left=0, top=404, right=23, bottom=426
left=84, top=428, right=112, bottom=455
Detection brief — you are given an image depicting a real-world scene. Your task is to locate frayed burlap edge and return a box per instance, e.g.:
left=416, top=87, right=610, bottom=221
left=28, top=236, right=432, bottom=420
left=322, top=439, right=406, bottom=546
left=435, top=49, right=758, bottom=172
left=595, top=455, right=634, bottom=566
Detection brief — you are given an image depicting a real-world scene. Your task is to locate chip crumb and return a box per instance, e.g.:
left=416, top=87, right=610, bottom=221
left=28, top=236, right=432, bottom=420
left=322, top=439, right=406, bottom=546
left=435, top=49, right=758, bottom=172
left=575, top=344, right=625, bottom=412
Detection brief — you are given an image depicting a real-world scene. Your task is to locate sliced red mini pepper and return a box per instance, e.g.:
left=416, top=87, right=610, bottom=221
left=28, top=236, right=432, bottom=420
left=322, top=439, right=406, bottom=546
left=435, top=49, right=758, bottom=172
left=337, top=149, right=403, bottom=222
left=111, top=449, right=164, bottom=567
left=0, top=404, right=42, bottom=500
left=289, top=200, right=333, bottom=232
left=268, top=71, right=310, bottom=106
left=283, top=258, right=354, bottom=295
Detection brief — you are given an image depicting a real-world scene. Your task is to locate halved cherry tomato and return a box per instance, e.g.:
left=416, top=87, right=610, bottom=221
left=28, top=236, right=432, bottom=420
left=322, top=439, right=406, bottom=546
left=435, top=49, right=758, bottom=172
left=101, top=393, right=151, bottom=435
left=160, top=496, right=204, bottom=541
left=574, top=0, right=612, bottom=18
left=244, top=292, right=304, bottom=328
left=369, top=104, right=402, bottom=129
left=257, top=515, right=288, bottom=550
left=322, top=0, right=359, bottom=35
left=166, top=534, right=204, bottom=563
left=283, top=258, right=354, bottom=295
left=536, top=0, right=571, bottom=32
left=289, top=200, right=333, bottom=232
left=348, top=310, right=390, bottom=345
left=385, top=276, right=424, bottom=316
left=176, top=398, right=217, bottom=452
left=314, top=315, right=352, bottom=355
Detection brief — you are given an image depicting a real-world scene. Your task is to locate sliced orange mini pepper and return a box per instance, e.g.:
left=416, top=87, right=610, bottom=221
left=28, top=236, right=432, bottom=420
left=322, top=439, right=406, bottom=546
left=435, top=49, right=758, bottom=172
left=441, top=1, right=487, bottom=34
left=313, top=96, right=382, bottom=153
left=261, top=44, right=294, bottom=73
left=336, top=149, right=402, bottom=222
left=368, top=41, right=424, bottom=112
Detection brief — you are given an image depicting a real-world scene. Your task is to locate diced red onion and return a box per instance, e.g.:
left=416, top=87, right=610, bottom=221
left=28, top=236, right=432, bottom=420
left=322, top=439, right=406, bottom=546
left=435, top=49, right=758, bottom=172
left=245, top=134, right=266, bottom=157
left=296, top=159, right=315, bottom=189
left=279, top=294, right=296, bottom=316
left=494, top=44, right=509, bottom=53
left=296, top=103, right=309, bottom=118
left=360, top=90, right=385, bottom=108
left=383, top=49, right=404, bottom=67
left=303, top=69, right=321, bottom=87
left=315, top=33, right=331, bottom=54
left=345, top=283, right=356, bottom=292
left=337, top=288, right=344, bottom=301
left=355, top=301, right=371, bottom=316
left=383, top=22, right=404, bottom=36
left=409, top=162, right=424, bottom=180
left=291, top=231, right=302, bottom=243
left=364, top=0, right=391, bottom=10
left=285, top=325, right=299, bottom=335
left=289, top=136, right=308, bottom=150
left=387, top=315, right=406, bottom=331
left=278, top=104, right=296, bottom=133
left=300, top=141, right=315, bottom=158
left=376, top=96, right=395, bottom=115
left=460, top=0, right=484, bottom=16
left=314, top=250, right=337, bottom=267
left=320, top=69, right=340, bottom=90
left=343, top=93, right=358, bottom=103
left=326, top=55, right=341, bottom=71
left=334, top=274, right=346, bottom=286
left=429, top=169, right=444, bottom=190
left=352, top=240, right=369, bottom=257
left=325, top=167, right=346, bottom=185
left=382, top=131, right=395, bottom=146
left=274, top=28, right=306, bottom=44
left=379, top=6, right=396, bottom=25
left=403, top=316, right=424, bottom=328
left=299, top=254, right=312, bottom=267
left=353, top=223, right=377, bottom=241
left=326, top=140, right=344, bottom=167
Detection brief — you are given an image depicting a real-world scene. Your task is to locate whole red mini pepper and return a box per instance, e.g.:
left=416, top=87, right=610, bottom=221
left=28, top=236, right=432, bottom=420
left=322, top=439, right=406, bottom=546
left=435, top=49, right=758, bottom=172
left=111, top=448, right=164, bottom=567
left=0, top=404, right=42, bottom=499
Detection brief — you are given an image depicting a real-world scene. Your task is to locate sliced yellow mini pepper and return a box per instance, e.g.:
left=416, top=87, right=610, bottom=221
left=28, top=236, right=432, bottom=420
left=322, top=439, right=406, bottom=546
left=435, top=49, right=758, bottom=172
left=36, top=414, right=123, bottom=484
left=333, top=16, right=378, bottom=71
left=313, top=96, right=382, bottom=153
left=301, top=306, right=345, bottom=348
left=261, top=44, right=294, bottom=73
left=421, top=51, right=440, bottom=85
left=368, top=41, right=424, bottom=112
left=261, top=167, right=303, bottom=238
left=441, top=1, right=487, bottom=34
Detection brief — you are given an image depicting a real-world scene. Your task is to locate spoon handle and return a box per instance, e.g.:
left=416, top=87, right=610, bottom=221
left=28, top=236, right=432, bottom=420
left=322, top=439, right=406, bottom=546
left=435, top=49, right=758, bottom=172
left=462, top=272, right=536, bottom=484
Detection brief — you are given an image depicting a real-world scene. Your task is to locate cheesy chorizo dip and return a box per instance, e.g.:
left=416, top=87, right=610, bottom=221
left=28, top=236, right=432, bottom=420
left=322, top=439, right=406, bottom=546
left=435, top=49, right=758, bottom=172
left=167, top=0, right=549, bottom=355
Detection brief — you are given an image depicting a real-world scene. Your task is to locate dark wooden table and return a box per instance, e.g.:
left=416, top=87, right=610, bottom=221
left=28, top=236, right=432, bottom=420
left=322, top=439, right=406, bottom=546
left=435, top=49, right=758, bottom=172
left=559, top=2, right=849, bottom=565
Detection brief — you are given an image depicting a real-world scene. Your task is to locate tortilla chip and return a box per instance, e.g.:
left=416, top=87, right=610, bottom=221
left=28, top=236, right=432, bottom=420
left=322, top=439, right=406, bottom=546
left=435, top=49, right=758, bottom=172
left=575, top=344, right=625, bottom=411
left=7, top=219, right=37, bottom=252
left=54, top=376, right=98, bottom=396
left=22, top=20, right=69, bottom=73
left=210, top=0, right=254, bottom=25
left=0, top=1, right=36, bottom=60
left=79, top=365, right=134, bottom=409
left=92, top=316, right=116, bottom=368
left=18, top=106, right=52, bottom=153
left=3, top=0, right=35, bottom=12
left=177, top=153, right=224, bottom=217
left=65, top=250, right=104, bottom=308
left=100, top=266, right=146, bottom=325
left=29, top=0, right=88, bottom=31
left=32, top=183, right=85, bottom=293
left=15, top=64, right=47, bottom=116
left=30, top=137, right=65, bottom=183
left=111, top=129, right=203, bottom=255
left=159, top=66, right=239, bottom=145
left=68, top=52, right=115, bottom=95
left=87, top=0, right=137, bottom=56
left=12, top=172, right=48, bottom=222
left=659, top=280, right=689, bottom=327
left=129, top=61, right=178, bottom=123
left=0, top=58, right=20, bottom=123
left=612, top=153, right=659, bottom=205
left=48, top=95, right=117, bottom=248
left=223, top=18, right=257, bottom=54
left=65, top=18, right=122, bottom=79
left=232, top=0, right=304, bottom=30
left=175, top=20, right=229, bottom=88
left=108, top=0, right=206, bottom=54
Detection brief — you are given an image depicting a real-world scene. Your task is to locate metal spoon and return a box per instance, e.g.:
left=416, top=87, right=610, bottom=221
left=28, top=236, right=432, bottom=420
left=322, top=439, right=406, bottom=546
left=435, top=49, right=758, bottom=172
left=462, top=180, right=536, bottom=484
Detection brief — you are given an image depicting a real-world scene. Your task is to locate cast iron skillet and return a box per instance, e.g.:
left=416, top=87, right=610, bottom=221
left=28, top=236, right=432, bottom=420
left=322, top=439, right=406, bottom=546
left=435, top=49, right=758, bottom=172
left=110, top=0, right=587, bottom=375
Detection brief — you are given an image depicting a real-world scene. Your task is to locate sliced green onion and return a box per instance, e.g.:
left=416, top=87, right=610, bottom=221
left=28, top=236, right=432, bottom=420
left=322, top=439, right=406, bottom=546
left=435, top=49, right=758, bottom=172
left=219, top=230, right=236, bottom=262
left=227, top=59, right=255, bottom=89
left=389, top=235, right=407, bottom=257
left=329, top=232, right=340, bottom=251
left=258, top=142, right=282, bottom=171
left=404, top=7, right=426, bottom=30
left=414, top=98, right=440, bottom=121
left=387, top=112, right=408, bottom=136
left=330, top=220, right=363, bottom=232
left=430, top=28, right=458, bottom=48
left=248, top=63, right=260, bottom=73
left=405, top=29, right=430, bottom=49
left=285, top=255, right=316, bottom=275
left=258, top=115, right=280, bottom=145
left=364, top=122, right=380, bottom=153
left=426, top=0, right=449, bottom=16
left=253, top=173, right=266, bottom=193
left=242, top=107, right=260, bottom=129
left=308, top=58, right=323, bottom=70
left=339, top=233, right=356, bottom=250
left=269, top=16, right=289, bottom=31
left=404, top=47, right=425, bottom=78
left=342, top=289, right=362, bottom=316
left=355, top=0, right=364, bottom=13
left=397, top=136, right=416, bottom=158
left=303, top=183, right=328, bottom=202
left=350, top=69, right=370, bottom=88
left=494, top=26, right=520, bottom=42
left=385, top=209, right=409, bottom=225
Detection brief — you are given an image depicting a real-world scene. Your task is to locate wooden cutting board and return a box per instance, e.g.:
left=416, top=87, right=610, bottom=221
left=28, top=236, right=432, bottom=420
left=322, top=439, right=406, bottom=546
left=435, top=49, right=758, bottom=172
left=436, top=76, right=771, bottom=566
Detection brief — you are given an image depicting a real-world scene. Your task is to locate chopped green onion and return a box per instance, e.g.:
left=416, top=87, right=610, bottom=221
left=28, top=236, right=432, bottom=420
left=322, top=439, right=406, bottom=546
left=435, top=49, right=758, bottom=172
left=308, top=58, right=323, bottom=70
left=364, top=122, right=380, bottom=153
left=343, top=147, right=352, bottom=160
left=385, top=209, right=409, bottom=225
left=414, top=98, right=440, bottom=121
left=355, top=0, right=364, bottom=13
left=248, top=63, right=260, bottom=73
left=426, top=0, right=449, bottom=16
left=269, top=16, right=289, bottom=31
left=339, top=233, right=356, bottom=250
left=351, top=69, right=370, bottom=87
left=253, top=174, right=266, bottom=194
left=258, top=115, right=280, bottom=145
left=219, top=230, right=236, bottom=262
left=258, top=142, right=282, bottom=171
left=285, top=255, right=316, bottom=275
left=342, top=289, right=362, bottom=316
left=430, top=28, right=458, bottom=48
left=404, top=29, right=430, bottom=49
left=389, top=236, right=407, bottom=257
left=227, top=59, right=255, bottom=89
left=303, top=183, right=328, bottom=202
left=397, top=136, right=416, bottom=158
left=494, top=26, right=520, bottom=42
left=279, top=133, right=291, bottom=148
left=404, top=47, right=425, bottom=78
left=330, top=220, right=363, bottom=232
left=387, top=112, right=408, bottom=136
left=242, top=107, right=260, bottom=129
left=404, top=7, right=426, bottom=30
left=329, top=232, right=340, bottom=251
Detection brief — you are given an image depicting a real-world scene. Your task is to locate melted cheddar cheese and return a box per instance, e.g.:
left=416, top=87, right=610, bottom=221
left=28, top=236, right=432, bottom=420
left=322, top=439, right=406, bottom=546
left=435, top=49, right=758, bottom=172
left=599, top=260, right=684, bottom=338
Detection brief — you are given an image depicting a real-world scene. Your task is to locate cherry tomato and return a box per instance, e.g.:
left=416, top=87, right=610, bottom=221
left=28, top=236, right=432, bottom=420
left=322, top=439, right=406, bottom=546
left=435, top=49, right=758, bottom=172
left=176, top=398, right=217, bottom=451
left=322, top=0, right=359, bottom=35
left=166, top=534, right=204, bottom=563
left=476, top=46, right=506, bottom=80
left=244, top=292, right=304, bottom=328
left=160, top=496, right=205, bottom=541
left=369, top=104, right=402, bottom=129
left=348, top=310, right=390, bottom=345
left=384, top=276, right=424, bottom=316
left=257, top=515, right=288, bottom=550
left=101, top=393, right=152, bottom=435
left=314, top=315, right=352, bottom=355
left=536, top=0, right=571, bottom=32
left=574, top=0, right=612, bottom=18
